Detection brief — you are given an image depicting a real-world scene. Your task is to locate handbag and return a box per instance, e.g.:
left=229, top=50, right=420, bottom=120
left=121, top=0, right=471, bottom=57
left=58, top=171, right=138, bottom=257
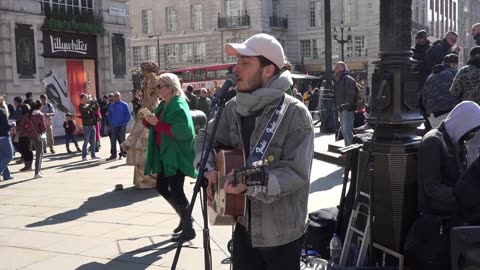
left=37, top=133, right=47, bottom=141
left=30, top=118, right=46, bottom=142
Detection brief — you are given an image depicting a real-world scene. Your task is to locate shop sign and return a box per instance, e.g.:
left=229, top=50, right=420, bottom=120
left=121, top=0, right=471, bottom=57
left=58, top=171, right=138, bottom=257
left=42, top=31, right=97, bottom=59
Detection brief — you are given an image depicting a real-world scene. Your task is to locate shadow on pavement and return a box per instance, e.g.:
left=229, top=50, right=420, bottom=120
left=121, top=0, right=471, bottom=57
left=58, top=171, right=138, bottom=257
left=74, top=238, right=190, bottom=270
left=44, top=153, right=82, bottom=161
left=0, top=177, right=37, bottom=189
left=105, top=163, right=128, bottom=170
left=309, top=168, right=344, bottom=193
left=25, top=187, right=158, bottom=228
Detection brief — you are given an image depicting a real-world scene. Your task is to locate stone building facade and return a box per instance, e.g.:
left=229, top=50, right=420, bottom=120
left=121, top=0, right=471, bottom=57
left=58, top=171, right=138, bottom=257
left=0, top=0, right=130, bottom=135
left=128, top=0, right=472, bottom=87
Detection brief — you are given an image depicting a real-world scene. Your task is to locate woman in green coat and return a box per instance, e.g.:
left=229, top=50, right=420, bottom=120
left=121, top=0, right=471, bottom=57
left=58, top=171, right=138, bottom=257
left=144, top=73, right=197, bottom=241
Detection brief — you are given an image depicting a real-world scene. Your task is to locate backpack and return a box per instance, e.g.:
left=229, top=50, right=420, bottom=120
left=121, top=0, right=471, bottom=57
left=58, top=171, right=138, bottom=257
left=354, top=83, right=366, bottom=112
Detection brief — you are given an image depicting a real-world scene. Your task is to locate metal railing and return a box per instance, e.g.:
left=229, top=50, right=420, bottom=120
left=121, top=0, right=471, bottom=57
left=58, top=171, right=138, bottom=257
left=270, top=16, right=288, bottom=28
left=218, top=13, right=250, bottom=28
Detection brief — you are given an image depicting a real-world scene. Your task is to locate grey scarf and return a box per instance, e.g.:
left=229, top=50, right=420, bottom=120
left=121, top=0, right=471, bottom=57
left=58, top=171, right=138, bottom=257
left=235, top=71, right=293, bottom=117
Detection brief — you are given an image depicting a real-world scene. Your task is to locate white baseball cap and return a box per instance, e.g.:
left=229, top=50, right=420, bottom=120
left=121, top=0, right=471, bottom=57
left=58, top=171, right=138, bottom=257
left=225, top=33, right=286, bottom=69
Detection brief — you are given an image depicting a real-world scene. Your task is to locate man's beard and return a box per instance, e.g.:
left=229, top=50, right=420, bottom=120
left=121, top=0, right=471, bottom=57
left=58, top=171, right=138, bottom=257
left=237, top=69, right=264, bottom=93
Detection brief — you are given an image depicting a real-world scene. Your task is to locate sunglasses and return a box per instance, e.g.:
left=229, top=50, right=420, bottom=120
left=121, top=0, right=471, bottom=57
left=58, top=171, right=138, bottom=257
left=462, top=127, right=480, bottom=142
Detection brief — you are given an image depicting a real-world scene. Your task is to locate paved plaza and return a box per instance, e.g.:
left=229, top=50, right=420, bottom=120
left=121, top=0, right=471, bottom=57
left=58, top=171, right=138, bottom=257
left=0, top=129, right=344, bottom=270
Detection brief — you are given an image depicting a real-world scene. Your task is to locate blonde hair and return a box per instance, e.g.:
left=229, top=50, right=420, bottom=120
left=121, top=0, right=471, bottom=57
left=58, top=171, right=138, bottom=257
left=157, top=73, right=186, bottom=99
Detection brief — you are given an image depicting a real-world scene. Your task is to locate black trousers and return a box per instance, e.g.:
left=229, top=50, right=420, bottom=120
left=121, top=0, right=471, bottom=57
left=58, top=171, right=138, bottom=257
left=232, top=224, right=305, bottom=270
left=17, top=136, right=33, bottom=162
left=156, top=170, right=189, bottom=207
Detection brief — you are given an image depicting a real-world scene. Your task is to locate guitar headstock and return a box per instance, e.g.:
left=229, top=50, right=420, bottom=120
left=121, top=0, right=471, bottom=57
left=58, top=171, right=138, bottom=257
left=233, top=159, right=269, bottom=187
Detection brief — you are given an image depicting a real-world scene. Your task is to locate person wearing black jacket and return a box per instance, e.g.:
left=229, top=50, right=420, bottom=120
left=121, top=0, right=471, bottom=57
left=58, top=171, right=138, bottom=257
left=185, top=85, right=198, bottom=110
left=425, top=31, right=460, bottom=74
left=405, top=101, right=480, bottom=270
left=333, top=61, right=356, bottom=146
left=79, top=94, right=100, bottom=161
left=412, top=30, right=431, bottom=89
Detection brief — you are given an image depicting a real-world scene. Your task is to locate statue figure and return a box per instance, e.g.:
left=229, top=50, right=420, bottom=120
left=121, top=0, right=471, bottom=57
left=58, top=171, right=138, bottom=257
left=122, top=61, right=160, bottom=189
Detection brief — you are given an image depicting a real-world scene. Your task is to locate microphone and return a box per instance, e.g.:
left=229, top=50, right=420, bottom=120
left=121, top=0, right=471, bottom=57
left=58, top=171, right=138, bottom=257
left=211, top=74, right=237, bottom=106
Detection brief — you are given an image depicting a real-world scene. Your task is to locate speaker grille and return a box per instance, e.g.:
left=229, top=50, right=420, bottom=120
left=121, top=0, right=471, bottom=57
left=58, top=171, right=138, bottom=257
left=357, top=150, right=418, bottom=252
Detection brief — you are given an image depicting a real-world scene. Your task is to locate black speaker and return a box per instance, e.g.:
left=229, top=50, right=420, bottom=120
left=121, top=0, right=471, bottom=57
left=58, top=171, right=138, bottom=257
left=320, top=97, right=336, bottom=133
left=356, top=148, right=418, bottom=252
left=451, top=226, right=480, bottom=270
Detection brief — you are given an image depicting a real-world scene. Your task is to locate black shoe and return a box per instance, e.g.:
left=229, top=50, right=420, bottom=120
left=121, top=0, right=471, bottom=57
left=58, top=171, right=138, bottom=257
left=67, top=149, right=72, bottom=153
left=171, top=229, right=196, bottom=242
left=50, top=147, right=55, bottom=154
left=173, top=216, right=195, bottom=234
left=173, top=222, right=183, bottom=234
left=106, top=156, right=117, bottom=161
left=76, top=148, right=81, bottom=153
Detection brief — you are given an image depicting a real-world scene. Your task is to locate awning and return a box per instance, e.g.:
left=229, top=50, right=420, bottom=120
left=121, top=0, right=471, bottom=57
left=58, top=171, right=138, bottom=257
left=290, top=72, right=321, bottom=79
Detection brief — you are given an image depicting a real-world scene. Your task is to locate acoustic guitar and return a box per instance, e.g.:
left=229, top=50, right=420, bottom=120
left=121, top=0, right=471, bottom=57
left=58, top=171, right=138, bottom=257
left=208, top=149, right=268, bottom=226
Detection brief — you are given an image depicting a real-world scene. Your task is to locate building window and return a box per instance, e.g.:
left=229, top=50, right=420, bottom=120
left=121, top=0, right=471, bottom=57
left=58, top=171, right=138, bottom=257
left=343, top=0, right=358, bottom=25
left=40, top=0, right=94, bottom=15
left=165, top=44, right=180, bottom=64
left=272, top=0, right=280, bottom=17
left=181, top=43, right=193, bottom=63
left=225, top=38, right=245, bottom=62
left=225, top=0, right=243, bottom=16
left=194, top=42, right=206, bottom=63
left=312, top=40, right=319, bottom=59
left=345, top=36, right=367, bottom=58
left=309, top=1, right=322, bottom=27
left=165, top=42, right=206, bottom=65
left=132, top=47, right=142, bottom=67
left=191, top=4, right=203, bottom=31
left=300, top=40, right=311, bottom=58
left=354, top=36, right=367, bottom=57
left=145, top=46, right=157, bottom=62
left=166, top=6, right=177, bottom=32
left=142, top=9, right=153, bottom=34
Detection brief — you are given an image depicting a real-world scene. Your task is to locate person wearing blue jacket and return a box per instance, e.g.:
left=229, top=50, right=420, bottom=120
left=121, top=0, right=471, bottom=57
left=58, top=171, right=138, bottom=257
left=420, top=53, right=460, bottom=129
left=107, top=92, right=131, bottom=160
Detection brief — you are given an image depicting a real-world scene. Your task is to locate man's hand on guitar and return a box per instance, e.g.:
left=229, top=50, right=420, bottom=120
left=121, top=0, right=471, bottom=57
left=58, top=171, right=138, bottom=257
left=204, top=169, right=218, bottom=203
left=224, top=179, right=248, bottom=195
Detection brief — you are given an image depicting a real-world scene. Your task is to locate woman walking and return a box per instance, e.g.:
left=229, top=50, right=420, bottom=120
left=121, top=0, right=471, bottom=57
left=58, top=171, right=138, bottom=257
left=144, top=73, right=197, bottom=241
left=17, top=104, right=34, bottom=172
left=20, top=100, right=46, bottom=179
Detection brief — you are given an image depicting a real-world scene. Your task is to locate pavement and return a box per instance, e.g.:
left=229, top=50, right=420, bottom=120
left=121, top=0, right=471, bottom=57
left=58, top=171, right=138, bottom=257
left=0, top=127, right=345, bottom=270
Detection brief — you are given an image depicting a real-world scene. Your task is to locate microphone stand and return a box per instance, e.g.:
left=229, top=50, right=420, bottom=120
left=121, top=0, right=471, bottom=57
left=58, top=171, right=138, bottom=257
left=170, top=95, right=228, bottom=270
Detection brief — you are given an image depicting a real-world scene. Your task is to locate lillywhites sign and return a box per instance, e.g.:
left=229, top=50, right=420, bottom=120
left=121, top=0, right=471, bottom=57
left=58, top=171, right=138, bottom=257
left=50, top=36, right=88, bottom=55
left=42, top=31, right=97, bottom=59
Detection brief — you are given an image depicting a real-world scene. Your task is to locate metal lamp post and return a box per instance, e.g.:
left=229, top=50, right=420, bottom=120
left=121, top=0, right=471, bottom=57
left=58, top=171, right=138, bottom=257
left=333, top=20, right=352, bottom=62
left=148, top=34, right=161, bottom=69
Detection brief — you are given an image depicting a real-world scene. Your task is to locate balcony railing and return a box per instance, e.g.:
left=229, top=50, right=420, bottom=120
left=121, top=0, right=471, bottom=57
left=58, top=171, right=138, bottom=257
left=218, top=11, right=250, bottom=28
left=270, top=15, right=288, bottom=29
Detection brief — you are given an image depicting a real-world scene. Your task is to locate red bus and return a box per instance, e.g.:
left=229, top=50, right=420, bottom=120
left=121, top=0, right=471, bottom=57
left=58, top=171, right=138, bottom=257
left=170, top=63, right=234, bottom=93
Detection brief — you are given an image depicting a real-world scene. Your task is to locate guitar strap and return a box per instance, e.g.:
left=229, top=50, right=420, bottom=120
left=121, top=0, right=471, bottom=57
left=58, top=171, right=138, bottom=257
left=247, top=94, right=291, bottom=166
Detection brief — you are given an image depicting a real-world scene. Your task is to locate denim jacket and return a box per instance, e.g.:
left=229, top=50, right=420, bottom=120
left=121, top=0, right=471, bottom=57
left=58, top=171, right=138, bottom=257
left=195, top=77, right=314, bottom=247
